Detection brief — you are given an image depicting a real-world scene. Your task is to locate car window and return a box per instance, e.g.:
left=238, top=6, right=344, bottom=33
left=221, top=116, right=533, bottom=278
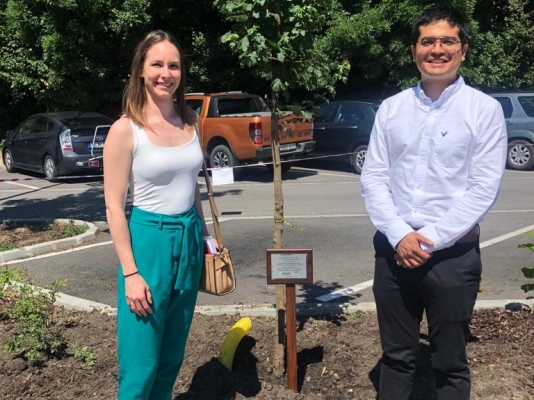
left=218, top=97, right=261, bottom=115
left=518, top=96, right=534, bottom=117
left=493, top=96, right=513, bottom=119
left=34, top=117, right=53, bottom=138
left=16, top=116, right=36, bottom=140
left=316, top=105, right=337, bottom=123
left=337, top=105, right=365, bottom=123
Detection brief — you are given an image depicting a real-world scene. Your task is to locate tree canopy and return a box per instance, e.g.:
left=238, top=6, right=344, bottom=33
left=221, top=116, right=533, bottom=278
left=0, top=0, right=533, bottom=132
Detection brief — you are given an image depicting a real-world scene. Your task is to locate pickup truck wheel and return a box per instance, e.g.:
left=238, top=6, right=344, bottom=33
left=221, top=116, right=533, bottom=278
left=507, top=140, right=534, bottom=171
left=351, top=145, right=368, bottom=175
left=210, top=145, right=238, bottom=169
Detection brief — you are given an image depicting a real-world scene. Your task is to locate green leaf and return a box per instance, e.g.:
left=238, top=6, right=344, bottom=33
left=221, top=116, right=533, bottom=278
left=221, top=32, right=238, bottom=44
left=520, top=283, right=534, bottom=293
left=521, top=266, right=534, bottom=279
left=240, top=36, right=250, bottom=52
left=271, top=78, right=284, bottom=93
left=518, top=243, right=534, bottom=252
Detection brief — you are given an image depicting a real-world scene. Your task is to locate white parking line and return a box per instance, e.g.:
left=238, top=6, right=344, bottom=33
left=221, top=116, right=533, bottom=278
left=4, top=181, right=39, bottom=190
left=479, top=224, right=534, bottom=248
left=316, top=223, right=534, bottom=302
left=5, top=241, right=113, bottom=265
left=316, top=280, right=374, bottom=302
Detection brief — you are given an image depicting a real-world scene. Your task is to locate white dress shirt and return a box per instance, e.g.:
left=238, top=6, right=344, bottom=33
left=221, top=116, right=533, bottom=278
left=361, top=76, right=507, bottom=252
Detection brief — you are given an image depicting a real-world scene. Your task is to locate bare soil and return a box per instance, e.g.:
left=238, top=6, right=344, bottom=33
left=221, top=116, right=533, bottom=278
left=0, top=224, right=533, bottom=399
left=0, top=305, right=532, bottom=400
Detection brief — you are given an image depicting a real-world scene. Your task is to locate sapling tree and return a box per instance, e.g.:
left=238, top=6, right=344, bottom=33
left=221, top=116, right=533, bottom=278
left=213, top=0, right=349, bottom=377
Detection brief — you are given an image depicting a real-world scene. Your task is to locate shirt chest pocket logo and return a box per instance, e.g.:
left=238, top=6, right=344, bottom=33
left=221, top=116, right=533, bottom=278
left=432, top=132, right=471, bottom=168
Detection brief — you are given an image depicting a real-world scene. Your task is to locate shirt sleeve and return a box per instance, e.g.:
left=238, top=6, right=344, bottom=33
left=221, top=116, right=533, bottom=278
left=418, top=100, right=508, bottom=251
left=361, top=101, right=414, bottom=249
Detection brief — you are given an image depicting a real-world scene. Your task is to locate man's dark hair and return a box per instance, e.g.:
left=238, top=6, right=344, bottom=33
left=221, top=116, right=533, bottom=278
left=411, top=4, right=469, bottom=45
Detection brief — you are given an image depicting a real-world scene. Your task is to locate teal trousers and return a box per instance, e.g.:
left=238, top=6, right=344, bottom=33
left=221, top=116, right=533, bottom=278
left=117, top=205, right=204, bottom=400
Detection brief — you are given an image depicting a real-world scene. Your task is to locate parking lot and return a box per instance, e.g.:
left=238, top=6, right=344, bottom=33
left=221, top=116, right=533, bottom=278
left=0, top=159, right=533, bottom=308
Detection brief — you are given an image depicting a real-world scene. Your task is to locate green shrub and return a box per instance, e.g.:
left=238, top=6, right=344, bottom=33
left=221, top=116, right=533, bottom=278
left=0, top=241, right=16, bottom=252
left=47, top=219, right=89, bottom=238
left=62, top=219, right=89, bottom=238
left=73, top=345, right=98, bottom=369
left=3, top=271, right=67, bottom=362
left=0, top=267, right=96, bottom=367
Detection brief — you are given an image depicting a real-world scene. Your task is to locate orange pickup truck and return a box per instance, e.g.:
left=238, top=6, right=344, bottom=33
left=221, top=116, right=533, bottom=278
left=185, top=92, right=315, bottom=172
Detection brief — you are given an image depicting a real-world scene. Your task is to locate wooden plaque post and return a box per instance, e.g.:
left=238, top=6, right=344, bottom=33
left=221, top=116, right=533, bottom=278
left=266, top=249, right=313, bottom=392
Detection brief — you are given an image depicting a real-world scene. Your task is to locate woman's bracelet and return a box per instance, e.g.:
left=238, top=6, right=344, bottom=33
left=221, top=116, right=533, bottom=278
left=123, top=270, right=140, bottom=278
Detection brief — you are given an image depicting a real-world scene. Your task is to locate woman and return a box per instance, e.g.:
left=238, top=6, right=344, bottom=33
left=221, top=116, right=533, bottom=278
left=103, top=30, right=209, bottom=399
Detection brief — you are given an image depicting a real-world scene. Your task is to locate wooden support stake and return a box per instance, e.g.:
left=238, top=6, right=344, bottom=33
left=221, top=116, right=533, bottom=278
left=286, top=283, right=297, bottom=391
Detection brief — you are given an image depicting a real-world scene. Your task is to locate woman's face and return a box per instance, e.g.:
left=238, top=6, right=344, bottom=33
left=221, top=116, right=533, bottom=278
left=141, top=40, right=181, bottom=101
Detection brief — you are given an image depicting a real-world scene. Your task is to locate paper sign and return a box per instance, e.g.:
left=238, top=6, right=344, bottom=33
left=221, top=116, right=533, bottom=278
left=271, top=253, right=308, bottom=279
left=211, top=168, right=234, bottom=185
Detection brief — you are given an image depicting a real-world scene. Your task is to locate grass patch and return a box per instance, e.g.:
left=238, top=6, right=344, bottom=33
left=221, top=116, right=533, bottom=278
left=0, top=241, right=17, bottom=252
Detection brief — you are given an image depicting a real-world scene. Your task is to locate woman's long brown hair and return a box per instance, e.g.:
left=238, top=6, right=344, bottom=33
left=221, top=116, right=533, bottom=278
left=122, top=30, right=195, bottom=128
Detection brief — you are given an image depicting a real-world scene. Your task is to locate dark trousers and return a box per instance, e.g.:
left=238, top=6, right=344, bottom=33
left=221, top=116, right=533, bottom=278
left=372, top=231, right=481, bottom=400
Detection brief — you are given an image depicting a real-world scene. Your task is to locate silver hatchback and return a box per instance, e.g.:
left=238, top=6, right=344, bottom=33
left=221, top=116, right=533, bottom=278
left=487, top=92, right=534, bottom=171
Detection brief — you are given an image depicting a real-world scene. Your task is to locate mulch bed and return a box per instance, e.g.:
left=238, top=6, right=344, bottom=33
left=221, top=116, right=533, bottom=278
left=0, top=299, right=532, bottom=400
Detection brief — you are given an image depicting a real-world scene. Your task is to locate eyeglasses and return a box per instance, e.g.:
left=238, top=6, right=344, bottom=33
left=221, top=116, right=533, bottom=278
left=417, top=36, right=461, bottom=47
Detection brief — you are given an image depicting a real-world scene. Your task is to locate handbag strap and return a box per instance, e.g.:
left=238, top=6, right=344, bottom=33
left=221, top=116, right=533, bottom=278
left=201, top=161, right=225, bottom=250
left=194, top=118, right=224, bottom=247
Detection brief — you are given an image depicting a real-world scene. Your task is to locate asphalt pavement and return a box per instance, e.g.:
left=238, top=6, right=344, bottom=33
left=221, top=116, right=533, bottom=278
left=0, top=159, right=525, bottom=315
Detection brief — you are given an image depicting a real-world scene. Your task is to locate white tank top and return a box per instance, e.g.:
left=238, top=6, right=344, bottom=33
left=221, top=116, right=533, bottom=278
left=128, top=120, right=203, bottom=215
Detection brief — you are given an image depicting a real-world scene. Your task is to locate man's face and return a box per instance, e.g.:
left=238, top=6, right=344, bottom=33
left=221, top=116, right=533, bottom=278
left=411, top=20, right=468, bottom=84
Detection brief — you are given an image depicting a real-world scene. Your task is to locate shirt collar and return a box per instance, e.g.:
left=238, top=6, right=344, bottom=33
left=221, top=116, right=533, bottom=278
left=415, top=75, right=464, bottom=108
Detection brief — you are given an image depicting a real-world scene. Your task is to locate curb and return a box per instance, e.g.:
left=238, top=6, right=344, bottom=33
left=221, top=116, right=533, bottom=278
left=0, top=219, right=99, bottom=263
left=54, top=294, right=530, bottom=318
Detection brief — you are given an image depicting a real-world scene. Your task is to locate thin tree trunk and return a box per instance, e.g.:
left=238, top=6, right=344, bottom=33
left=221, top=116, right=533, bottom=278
left=270, top=89, right=286, bottom=378
left=271, top=0, right=286, bottom=379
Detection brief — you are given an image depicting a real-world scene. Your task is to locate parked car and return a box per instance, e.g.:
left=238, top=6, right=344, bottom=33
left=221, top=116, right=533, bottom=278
left=2, top=111, right=113, bottom=179
left=487, top=92, right=534, bottom=171
left=186, top=91, right=315, bottom=173
left=312, top=101, right=378, bottom=174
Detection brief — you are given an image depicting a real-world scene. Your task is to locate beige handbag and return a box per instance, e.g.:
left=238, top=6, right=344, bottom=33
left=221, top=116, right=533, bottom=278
left=198, top=161, right=236, bottom=296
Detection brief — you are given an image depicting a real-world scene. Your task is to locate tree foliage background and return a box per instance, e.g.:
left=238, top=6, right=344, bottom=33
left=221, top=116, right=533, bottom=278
left=0, top=0, right=533, bottom=133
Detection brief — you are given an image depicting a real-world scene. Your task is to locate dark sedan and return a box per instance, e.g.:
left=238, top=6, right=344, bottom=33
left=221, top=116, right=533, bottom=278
left=3, top=111, right=113, bottom=179
left=313, top=101, right=378, bottom=174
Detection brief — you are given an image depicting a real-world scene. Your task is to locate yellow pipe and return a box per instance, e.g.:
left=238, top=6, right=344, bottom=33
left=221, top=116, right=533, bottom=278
left=218, top=317, right=253, bottom=370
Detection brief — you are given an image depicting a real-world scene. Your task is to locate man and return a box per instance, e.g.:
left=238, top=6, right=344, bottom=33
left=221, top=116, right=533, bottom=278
left=360, top=4, right=507, bottom=400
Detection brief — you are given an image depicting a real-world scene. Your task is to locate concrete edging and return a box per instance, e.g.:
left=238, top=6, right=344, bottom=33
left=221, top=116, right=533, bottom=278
left=0, top=219, right=99, bottom=263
